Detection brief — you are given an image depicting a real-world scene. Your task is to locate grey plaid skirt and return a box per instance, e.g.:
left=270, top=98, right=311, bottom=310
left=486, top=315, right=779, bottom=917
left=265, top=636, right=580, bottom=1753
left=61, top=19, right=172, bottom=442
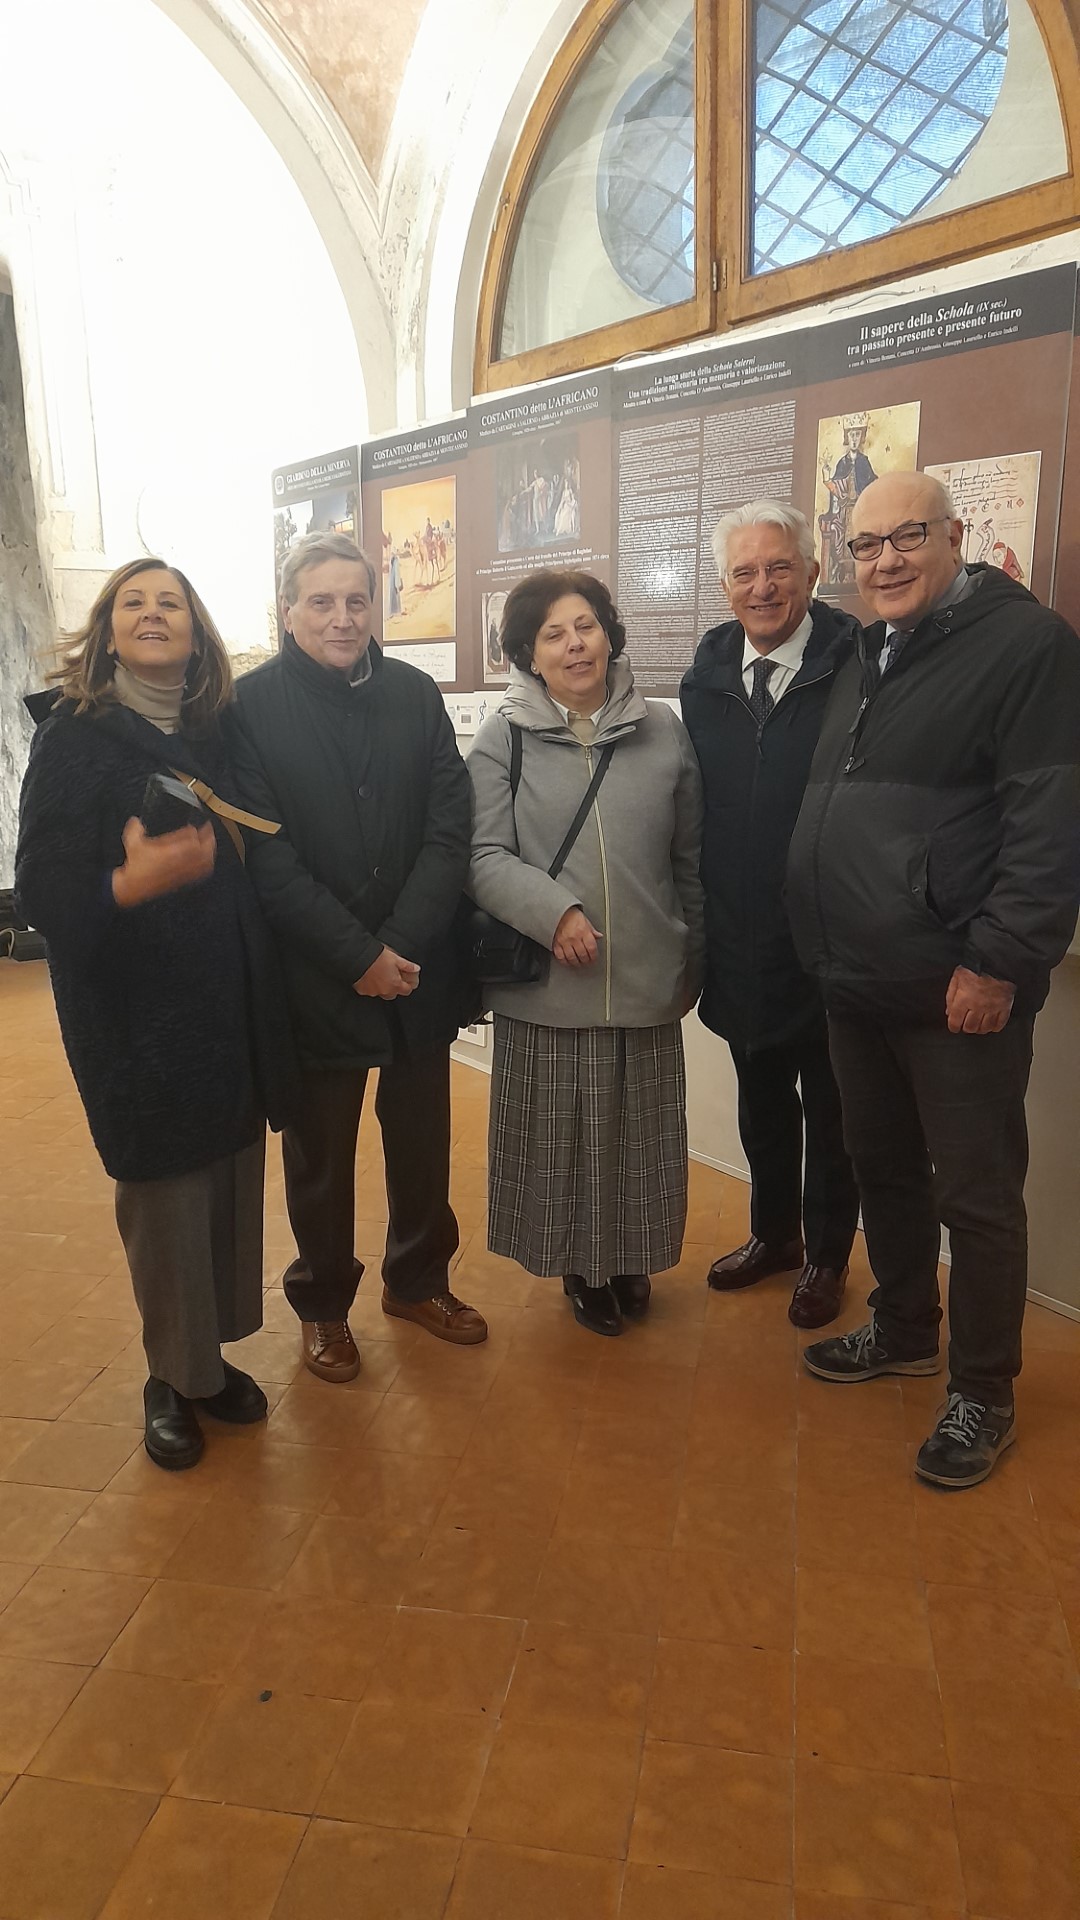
left=487, top=1016, right=688, bottom=1286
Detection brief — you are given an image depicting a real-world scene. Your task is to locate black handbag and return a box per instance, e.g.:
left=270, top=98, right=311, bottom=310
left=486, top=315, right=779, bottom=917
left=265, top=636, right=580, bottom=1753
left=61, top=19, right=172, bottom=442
left=467, top=723, right=614, bottom=987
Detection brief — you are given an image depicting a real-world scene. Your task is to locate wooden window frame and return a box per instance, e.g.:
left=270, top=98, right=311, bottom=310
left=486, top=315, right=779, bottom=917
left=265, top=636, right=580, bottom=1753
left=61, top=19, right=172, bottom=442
left=474, top=0, right=1080, bottom=396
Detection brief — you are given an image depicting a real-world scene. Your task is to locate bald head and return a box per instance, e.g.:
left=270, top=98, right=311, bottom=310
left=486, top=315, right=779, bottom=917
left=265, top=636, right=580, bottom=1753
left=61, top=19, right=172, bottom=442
left=849, top=469, right=964, bottom=629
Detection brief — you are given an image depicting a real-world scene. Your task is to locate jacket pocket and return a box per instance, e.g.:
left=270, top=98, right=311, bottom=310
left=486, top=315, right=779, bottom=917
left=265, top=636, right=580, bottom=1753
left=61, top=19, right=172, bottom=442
left=924, top=800, right=1000, bottom=931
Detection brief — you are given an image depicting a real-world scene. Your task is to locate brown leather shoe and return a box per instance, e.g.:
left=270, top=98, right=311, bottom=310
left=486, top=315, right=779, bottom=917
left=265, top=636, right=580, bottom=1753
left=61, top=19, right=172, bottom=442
left=381, top=1287, right=488, bottom=1345
left=301, top=1320, right=361, bottom=1382
left=707, top=1235, right=804, bottom=1292
left=788, top=1263, right=848, bottom=1329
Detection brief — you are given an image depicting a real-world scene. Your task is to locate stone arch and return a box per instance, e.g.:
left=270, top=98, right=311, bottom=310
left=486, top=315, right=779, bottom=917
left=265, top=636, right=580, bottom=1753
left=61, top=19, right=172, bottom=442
left=384, top=0, right=590, bottom=420
left=150, top=0, right=397, bottom=428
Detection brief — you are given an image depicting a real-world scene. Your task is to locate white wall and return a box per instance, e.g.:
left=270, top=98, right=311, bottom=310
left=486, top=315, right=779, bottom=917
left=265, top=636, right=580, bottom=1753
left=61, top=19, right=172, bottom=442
left=0, top=0, right=368, bottom=651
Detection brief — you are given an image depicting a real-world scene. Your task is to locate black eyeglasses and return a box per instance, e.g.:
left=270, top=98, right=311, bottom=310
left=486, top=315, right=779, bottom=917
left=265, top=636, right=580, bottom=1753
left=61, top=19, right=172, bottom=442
left=847, top=517, right=951, bottom=562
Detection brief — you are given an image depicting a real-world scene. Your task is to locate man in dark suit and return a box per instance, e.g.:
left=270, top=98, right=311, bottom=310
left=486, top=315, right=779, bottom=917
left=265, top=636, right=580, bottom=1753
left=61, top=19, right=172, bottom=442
left=682, top=501, right=860, bottom=1330
left=230, top=532, right=486, bottom=1384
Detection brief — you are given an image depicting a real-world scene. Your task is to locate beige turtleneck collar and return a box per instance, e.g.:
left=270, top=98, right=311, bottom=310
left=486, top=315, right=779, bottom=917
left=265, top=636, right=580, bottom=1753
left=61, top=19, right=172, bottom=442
left=112, top=659, right=186, bottom=735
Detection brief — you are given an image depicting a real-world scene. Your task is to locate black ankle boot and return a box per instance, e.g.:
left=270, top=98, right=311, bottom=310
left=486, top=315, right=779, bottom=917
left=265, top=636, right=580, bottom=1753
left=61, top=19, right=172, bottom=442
left=199, top=1361, right=268, bottom=1425
left=611, top=1274, right=651, bottom=1319
left=562, top=1276, right=623, bottom=1337
left=144, top=1377, right=204, bottom=1471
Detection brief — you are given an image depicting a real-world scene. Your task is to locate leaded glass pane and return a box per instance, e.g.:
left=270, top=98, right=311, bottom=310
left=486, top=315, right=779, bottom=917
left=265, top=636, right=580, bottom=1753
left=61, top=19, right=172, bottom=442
left=834, top=129, right=894, bottom=190
left=756, top=74, right=795, bottom=130
left=877, top=15, right=943, bottom=72
left=769, top=22, right=828, bottom=81
left=499, top=0, right=695, bottom=357
left=801, top=113, right=862, bottom=169
left=910, top=102, right=982, bottom=163
left=751, top=0, right=1011, bottom=272
left=804, top=43, right=862, bottom=93
left=834, top=4, right=902, bottom=58
left=952, top=50, right=1006, bottom=112
left=773, top=90, right=830, bottom=144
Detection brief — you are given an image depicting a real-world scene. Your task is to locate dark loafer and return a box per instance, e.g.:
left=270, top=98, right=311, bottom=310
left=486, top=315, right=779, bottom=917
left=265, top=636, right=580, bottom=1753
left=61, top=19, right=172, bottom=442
left=199, top=1361, right=268, bottom=1424
left=563, top=1275, right=623, bottom=1336
left=144, top=1376, right=204, bottom=1472
left=788, top=1263, right=849, bottom=1330
left=707, top=1235, right=804, bottom=1292
left=611, top=1274, right=651, bottom=1318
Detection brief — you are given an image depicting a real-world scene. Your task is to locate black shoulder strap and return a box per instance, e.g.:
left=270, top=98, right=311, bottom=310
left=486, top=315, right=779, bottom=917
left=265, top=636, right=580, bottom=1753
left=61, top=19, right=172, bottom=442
left=505, top=720, right=614, bottom=879
left=548, top=746, right=614, bottom=880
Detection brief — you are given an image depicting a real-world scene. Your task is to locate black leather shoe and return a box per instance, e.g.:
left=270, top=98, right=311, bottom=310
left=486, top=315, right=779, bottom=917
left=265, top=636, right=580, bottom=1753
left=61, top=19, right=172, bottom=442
left=707, top=1235, right=804, bottom=1292
left=199, top=1361, right=268, bottom=1425
left=144, top=1377, right=204, bottom=1471
left=788, top=1263, right=848, bottom=1330
left=563, top=1276, right=623, bottom=1336
left=611, top=1274, right=651, bottom=1318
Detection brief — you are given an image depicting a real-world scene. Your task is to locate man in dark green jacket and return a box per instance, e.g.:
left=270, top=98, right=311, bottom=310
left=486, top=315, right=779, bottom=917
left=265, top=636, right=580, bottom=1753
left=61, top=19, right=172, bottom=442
left=788, top=471, right=1080, bottom=1489
left=230, top=532, right=486, bottom=1383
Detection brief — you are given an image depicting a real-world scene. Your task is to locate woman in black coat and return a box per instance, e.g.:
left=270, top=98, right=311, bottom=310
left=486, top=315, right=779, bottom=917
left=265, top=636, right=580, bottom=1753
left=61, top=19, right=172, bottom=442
left=16, top=558, right=296, bottom=1470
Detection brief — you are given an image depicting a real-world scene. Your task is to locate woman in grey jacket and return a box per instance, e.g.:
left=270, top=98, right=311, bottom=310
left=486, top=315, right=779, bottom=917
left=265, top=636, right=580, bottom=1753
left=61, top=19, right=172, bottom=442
left=468, top=569, right=705, bottom=1336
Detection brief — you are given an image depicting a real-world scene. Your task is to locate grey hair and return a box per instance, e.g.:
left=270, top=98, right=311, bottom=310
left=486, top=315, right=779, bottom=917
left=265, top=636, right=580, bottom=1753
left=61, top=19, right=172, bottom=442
left=279, top=530, right=376, bottom=607
left=712, top=500, right=815, bottom=577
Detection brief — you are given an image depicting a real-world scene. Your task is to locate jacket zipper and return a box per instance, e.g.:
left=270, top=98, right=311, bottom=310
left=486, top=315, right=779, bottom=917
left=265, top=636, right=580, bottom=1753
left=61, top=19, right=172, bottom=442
left=583, top=741, right=613, bottom=1023
left=805, top=618, right=952, bottom=968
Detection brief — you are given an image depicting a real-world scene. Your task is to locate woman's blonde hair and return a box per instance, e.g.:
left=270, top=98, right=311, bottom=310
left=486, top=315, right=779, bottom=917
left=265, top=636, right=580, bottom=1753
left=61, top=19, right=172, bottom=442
left=50, top=558, right=233, bottom=729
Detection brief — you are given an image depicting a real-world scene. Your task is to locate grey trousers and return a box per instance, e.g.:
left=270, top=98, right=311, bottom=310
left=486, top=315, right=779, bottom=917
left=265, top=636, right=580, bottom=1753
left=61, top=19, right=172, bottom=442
left=115, top=1135, right=266, bottom=1399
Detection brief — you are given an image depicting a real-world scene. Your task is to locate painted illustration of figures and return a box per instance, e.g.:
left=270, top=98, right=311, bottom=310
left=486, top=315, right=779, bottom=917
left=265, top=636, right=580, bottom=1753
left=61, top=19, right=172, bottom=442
left=993, top=541, right=1024, bottom=582
left=926, top=451, right=1041, bottom=593
left=554, top=475, right=580, bottom=539
left=380, top=474, right=458, bottom=642
left=819, top=414, right=877, bottom=587
left=495, top=431, right=582, bottom=555
left=814, top=404, right=922, bottom=591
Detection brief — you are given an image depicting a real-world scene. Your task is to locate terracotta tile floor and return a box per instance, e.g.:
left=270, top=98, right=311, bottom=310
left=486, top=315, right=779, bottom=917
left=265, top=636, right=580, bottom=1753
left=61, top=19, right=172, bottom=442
left=0, top=962, right=1079, bottom=1919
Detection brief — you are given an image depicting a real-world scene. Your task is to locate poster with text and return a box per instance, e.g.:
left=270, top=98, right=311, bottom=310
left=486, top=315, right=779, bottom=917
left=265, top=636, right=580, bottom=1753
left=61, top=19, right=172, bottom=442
left=611, top=264, right=1076, bottom=691
left=361, top=417, right=471, bottom=687
left=614, top=340, right=802, bottom=687
left=467, top=372, right=614, bottom=684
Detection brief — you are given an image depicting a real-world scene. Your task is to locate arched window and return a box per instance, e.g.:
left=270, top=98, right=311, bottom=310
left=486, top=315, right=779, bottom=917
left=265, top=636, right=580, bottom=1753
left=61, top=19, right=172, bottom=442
left=477, top=0, right=1080, bottom=392
left=597, top=14, right=695, bottom=305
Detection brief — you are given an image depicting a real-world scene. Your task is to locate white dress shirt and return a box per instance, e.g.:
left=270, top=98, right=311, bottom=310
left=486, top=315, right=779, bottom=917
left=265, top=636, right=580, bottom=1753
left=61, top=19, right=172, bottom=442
left=741, top=609, right=813, bottom=707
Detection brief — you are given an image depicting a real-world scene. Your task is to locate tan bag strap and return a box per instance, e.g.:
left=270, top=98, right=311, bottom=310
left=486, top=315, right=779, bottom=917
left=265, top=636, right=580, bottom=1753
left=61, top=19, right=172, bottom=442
left=169, top=770, right=281, bottom=866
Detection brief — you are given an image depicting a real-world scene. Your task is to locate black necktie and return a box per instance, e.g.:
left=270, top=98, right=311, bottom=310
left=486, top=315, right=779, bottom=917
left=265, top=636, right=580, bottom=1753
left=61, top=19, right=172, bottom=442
left=749, top=657, right=776, bottom=725
left=880, top=631, right=910, bottom=676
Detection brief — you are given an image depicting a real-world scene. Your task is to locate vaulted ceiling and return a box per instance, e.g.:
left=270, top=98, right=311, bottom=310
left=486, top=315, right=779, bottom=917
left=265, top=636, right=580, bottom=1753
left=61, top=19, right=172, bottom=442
left=259, top=0, right=430, bottom=177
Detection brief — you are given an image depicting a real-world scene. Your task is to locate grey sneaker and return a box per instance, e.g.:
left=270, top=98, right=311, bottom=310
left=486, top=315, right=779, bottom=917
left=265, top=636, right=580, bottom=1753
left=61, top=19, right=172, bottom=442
left=802, top=1313, right=941, bottom=1383
left=915, top=1392, right=1016, bottom=1489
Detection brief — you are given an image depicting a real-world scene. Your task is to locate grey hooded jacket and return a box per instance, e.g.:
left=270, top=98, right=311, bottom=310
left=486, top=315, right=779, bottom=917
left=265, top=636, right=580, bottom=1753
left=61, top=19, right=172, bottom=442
left=468, top=657, right=705, bottom=1027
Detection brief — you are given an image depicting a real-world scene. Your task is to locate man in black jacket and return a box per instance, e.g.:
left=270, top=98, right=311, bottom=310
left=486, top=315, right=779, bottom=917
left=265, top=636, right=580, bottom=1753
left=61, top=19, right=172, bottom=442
left=789, top=471, right=1080, bottom=1488
left=682, top=501, right=860, bottom=1330
left=230, top=532, right=486, bottom=1383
